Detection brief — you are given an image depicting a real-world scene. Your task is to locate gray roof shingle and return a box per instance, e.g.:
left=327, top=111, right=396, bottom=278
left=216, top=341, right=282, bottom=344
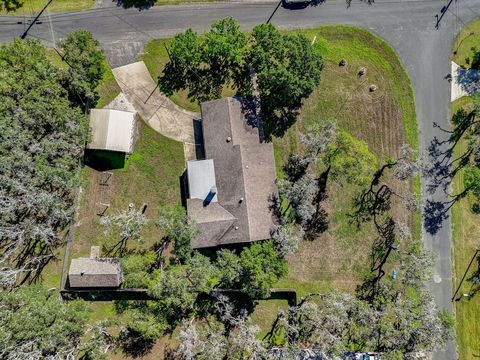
left=68, top=258, right=123, bottom=288
left=187, top=97, right=277, bottom=248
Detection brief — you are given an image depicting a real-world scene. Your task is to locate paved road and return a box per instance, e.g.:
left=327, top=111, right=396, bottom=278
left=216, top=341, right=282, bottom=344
left=1, top=0, right=479, bottom=357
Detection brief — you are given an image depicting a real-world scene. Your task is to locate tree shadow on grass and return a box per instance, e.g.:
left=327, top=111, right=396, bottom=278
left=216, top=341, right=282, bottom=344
left=263, top=110, right=299, bottom=141
left=118, top=329, right=155, bottom=358
left=115, top=0, right=155, bottom=10
left=84, top=149, right=125, bottom=171
left=466, top=254, right=480, bottom=299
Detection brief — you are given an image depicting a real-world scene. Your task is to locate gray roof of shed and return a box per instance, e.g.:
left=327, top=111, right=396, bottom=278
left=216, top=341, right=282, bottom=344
left=87, top=109, right=138, bottom=154
left=68, top=258, right=123, bottom=288
left=187, top=97, right=277, bottom=248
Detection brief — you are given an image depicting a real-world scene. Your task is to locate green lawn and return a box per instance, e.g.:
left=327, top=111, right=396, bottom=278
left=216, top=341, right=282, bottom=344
left=247, top=27, right=418, bottom=331
left=275, top=25, right=417, bottom=291
left=452, top=17, right=480, bottom=68
left=71, top=121, right=185, bottom=259
left=451, top=18, right=480, bottom=359
left=140, top=26, right=418, bottom=335
left=96, top=57, right=121, bottom=108
left=1, top=0, right=93, bottom=14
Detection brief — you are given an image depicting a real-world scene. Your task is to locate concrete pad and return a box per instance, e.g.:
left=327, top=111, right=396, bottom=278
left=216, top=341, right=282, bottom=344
left=451, top=61, right=480, bottom=102
left=104, top=92, right=136, bottom=113
left=111, top=61, right=200, bottom=160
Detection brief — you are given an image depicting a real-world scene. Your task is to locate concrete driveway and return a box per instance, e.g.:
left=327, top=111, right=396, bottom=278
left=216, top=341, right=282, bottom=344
left=111, top=61, right=199, bottom=160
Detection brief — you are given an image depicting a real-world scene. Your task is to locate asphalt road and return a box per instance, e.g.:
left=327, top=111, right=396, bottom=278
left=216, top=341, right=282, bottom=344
left=1, top=0, right=479, bottom=357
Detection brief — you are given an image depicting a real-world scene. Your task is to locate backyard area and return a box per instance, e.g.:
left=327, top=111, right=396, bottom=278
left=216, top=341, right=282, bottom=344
left=139, top=25, right=418, bottom=335
left=451, top=17, right=480, bottom=360
left=70, top=121, right=185, bottom=259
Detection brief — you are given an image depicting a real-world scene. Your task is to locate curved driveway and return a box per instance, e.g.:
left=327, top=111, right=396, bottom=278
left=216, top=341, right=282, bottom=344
left=1, top=0, right=479, bottom=357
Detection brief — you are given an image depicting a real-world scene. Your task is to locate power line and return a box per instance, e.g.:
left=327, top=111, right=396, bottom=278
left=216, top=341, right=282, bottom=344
left=20, top=0, right=53, bottom=39
left=435, top=0, right=455, bottom=30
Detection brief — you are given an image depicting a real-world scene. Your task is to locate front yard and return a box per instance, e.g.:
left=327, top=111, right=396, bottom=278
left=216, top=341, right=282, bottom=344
left=139, top=25, right=418, bottom=336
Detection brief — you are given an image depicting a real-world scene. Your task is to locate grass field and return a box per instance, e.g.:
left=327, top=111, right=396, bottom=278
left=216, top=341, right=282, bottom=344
left=257, top=27, right=418, bottom=331
left=451, top=19, right=480, bottom=357
left=1, top=0, right=93, bottom=14
left=452, top=17, right=480, bottom=69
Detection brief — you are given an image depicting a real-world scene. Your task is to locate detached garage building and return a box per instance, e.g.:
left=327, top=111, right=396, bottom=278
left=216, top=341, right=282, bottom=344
left=68, top=258, right=123, bottom=289
left=87, top=109, right=139, bottom=154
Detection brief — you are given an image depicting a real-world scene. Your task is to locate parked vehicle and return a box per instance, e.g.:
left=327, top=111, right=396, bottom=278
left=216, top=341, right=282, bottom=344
left=283, top=0, right=312, bottom=6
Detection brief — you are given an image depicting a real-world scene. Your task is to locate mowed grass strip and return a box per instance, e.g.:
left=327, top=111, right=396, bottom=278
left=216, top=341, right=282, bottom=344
left=1, top=0, right=93, bottom=14
left=451, top=18, right=480, bottom=358
left=452, top=17, right=480, bottom=69
left=451, top=96, right=480, bottom=360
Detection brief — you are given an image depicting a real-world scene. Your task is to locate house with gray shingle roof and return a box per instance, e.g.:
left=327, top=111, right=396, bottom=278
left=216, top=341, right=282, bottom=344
left=186, top=97, right=277, bottom=249
left=68, top=247, right=123, bottom=288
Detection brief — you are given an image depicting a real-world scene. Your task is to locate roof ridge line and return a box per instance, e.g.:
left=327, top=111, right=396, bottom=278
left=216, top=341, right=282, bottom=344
left=227, top=98, right=252, bottom=239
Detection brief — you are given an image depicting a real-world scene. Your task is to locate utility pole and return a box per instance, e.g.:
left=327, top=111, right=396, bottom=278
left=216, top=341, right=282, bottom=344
left=452, top=248, right=479, bottom=301
left=20, top=0, right=53, bottom=39
left=435, top=0, right=455, bottom=29
left=266, top=0, right=282, bottom=24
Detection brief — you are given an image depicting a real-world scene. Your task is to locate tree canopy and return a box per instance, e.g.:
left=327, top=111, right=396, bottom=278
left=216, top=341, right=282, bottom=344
left=278, top=121, right=376, bottom=239
left=0, top=285, right=90, bottom=359
left=249, top=24, right=323, bottom=133
left=0, top=38, right=88, bottom=287
left=159, top=18, right=323, bottom=136
left=58, top=30, right=106, bottom=108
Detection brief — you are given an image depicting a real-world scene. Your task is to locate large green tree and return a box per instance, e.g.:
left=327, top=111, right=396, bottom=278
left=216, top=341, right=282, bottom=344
left=159, top=18, right=323, bottom=135
left=0, top=38, right=88, bottom=287
left=237, top=241, right=287, bottom=298
left=58, top=30, right=106, bottom=108
left=0, top=286, right=90, bottom=358
left=160, top=18, right=246, bottom=102
left=249, top=24, right=323, bottom=132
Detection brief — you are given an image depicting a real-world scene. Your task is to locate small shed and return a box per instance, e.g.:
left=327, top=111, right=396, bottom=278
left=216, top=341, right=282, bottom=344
left=87, top=109, right=139, bottom=154
left=68, top=258, right=123, bottom=288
